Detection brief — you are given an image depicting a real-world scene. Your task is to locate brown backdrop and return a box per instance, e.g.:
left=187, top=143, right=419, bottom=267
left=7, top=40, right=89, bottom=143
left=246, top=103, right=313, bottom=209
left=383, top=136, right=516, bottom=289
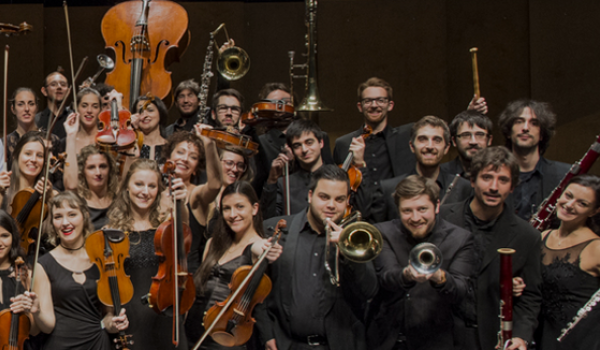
left=2, top=0, right=600, bottom=173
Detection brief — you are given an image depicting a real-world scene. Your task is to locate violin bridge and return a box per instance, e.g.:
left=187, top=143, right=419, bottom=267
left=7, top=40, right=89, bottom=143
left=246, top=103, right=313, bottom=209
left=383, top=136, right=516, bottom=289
left=233, top=308, right=245, bottom=317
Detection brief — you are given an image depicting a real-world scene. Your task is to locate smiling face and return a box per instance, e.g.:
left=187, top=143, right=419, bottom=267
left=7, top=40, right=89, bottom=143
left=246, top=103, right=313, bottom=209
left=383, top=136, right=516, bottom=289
left=11, top=90, right=37, bottom=128
left=52, top=202, right=85, bottom=247
left=176, top=88, right=200, bottom=117
left=410, top=125, right=449, bottom=168
left=0, top=226, right=12, bottom=266
left=307, top=179, right=348, bottom=227
left=221, top=193, right=259, bottom=236
left=84, top=153, right=110, bottom=192
left=169, top=141, right=200, bottom=181
left=357, top=86, right=394, bottom=127
left=290, top=131, right=323, bottom=170
left=78, top=93, right=101, bottom=130
left=453, top=122, right=492, bottom=161
left=399, top=194, right=438, bottom=240
left=127, top=169, right=159, bottom=212
left=472, top=164, right=513, bottom=209
left=557, top=183, right=599, bottom=226
left=221, top=151, right=246, bottom=186
left=136, top=101, right=161, bottom=134
left=18, top=141, right=44, bottom=182
left=510, top=107, right=541, bottom=150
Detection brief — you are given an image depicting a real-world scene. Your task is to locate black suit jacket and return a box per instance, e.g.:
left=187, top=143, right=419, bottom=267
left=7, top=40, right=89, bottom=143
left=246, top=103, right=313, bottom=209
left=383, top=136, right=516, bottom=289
left=367, top=219, right=475, bottom=350
left=439, top=200, right=542, bottom=350
left=333, top=123, right=415, bottom=178
left=440, top=156, right=466, bottom=178
left=254, top=212, right=379, bottom=350
left=260, top=168, right=311, bottom=219
left=371, top=170, right=472, bottom=223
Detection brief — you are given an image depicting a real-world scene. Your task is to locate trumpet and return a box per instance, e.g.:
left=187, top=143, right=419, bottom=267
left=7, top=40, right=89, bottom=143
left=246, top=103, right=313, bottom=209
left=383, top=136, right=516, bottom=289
left=324, top=211, right=383, bottom=286
left=409, top=243, right=442, bottom=275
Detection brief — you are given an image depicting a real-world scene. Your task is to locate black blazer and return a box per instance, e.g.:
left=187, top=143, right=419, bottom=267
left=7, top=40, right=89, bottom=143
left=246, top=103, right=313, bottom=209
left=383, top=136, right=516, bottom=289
left=439, top=200, right=542, bottom=350
left=440, top=156, right=466, bottom=178
left=254, top=212, right=379, bottom=350
left=333, top=123, right=415, bottom=178
left=367, top=219, right=475, bottom=350
left=371, top=170, right=472, bottom=223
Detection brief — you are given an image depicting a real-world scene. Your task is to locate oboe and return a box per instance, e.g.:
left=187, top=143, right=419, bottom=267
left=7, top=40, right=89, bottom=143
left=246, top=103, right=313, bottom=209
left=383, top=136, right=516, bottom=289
left=530, top=134, right=600, bottom=231
left=498, top=248, right=515, bottom=350
left=197, top=24, right=220, bottom=124
left=557, top=287, right=600, bottom=342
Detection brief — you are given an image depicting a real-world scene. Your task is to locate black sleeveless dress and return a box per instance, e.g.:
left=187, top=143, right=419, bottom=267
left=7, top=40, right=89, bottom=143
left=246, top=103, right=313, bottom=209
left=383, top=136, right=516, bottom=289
left=38, top=253, right=111, bottom=350
left=188, top=202, right=207, bottom=275
left=538, top=233, right=600, bottom=349
left=185, top=245, right=253, bottom=350
left=124, top=229, right=187, bottom=349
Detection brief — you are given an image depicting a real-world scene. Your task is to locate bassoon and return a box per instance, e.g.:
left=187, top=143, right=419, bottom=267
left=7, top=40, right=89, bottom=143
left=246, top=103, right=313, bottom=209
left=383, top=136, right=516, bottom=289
left=530, top=134, right=600, bottom=231
left=498, top=248, right=515, bottom=350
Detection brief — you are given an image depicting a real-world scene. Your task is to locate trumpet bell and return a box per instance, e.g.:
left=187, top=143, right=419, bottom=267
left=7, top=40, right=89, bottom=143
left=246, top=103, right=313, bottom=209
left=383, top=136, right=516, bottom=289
left=338, top=222, right=383, bottom=263
left=409, top=242, right=442, bottom=275
left=217, top=47, right=250, bottom=81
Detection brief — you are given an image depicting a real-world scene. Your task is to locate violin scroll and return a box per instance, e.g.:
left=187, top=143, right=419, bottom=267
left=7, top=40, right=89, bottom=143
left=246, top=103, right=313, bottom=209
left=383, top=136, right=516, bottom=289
left=0, top=22, right=32, bottom=37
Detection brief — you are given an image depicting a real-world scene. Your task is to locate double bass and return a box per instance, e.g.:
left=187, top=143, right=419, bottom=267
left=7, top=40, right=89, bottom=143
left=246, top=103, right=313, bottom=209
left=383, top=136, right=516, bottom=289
left=102, top=0, right=190, bottom=110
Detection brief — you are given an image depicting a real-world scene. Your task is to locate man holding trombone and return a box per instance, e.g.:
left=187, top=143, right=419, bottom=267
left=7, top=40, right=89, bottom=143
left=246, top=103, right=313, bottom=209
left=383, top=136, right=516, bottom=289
left=366, top=175, right=476, bottom=350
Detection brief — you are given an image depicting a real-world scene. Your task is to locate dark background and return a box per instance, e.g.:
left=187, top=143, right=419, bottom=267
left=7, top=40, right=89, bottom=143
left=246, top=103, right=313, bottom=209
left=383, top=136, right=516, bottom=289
left=1, top=0, right=600, bottom=173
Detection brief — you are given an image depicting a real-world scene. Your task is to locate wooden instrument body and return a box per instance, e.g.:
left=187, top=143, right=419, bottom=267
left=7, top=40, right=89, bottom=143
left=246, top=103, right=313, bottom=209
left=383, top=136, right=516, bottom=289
left=11, top=189, right=45, bottom=254
left=200, top=128, right=259, bottom=156
left=101, top=0, right=189, bottom=109
left=96, top=106, right=137, bottom=151
left=0, top=310, right=30, bottom=350
left=242, top=101, right=295, bottom=126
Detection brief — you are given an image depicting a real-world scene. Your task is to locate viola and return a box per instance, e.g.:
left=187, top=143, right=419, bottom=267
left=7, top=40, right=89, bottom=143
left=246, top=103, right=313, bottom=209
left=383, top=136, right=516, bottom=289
left=193, top=220, right=286, bottom=350
left=0, top=257, right=30, bottom=350
left=101, top=0, right=190, bottom=110
left=200, top=128, right=259, bottom=157
left=242, top=100, right=295, bottom=126
left=86, top=229, right=134, bottom=349
left=146, top=161, right=195, bottom=346
left=11, top=154, right=66, bottom=254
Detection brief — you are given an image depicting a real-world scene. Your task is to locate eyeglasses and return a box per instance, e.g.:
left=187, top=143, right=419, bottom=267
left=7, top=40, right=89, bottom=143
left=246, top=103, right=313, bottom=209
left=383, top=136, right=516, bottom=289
left=216, top=105, right=242, bottom=114
left=221, top=159, right=247, bottom=171
left=456, top=132, right=488, bottom=140
left=47, top=81, right=68, bottom=88
left=361, top=97, right=389, bottom=106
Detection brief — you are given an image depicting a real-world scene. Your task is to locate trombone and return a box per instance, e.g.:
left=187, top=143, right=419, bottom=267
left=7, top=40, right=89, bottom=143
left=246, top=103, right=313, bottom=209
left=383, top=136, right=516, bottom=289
left=211, top=23, right=250, bottom=81
left=324, top=211, right=383, bottom=286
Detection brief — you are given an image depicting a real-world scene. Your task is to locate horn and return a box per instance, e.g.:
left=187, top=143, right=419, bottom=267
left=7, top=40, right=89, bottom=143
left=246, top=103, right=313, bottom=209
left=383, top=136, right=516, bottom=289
left=409, top=242, right=443, bottom=275
left=211, top=23, right=250, bottom=81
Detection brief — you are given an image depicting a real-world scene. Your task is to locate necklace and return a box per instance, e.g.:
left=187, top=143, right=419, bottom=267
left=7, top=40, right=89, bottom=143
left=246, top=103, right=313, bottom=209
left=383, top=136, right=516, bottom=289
left=60, top=241, right=86, bottom=251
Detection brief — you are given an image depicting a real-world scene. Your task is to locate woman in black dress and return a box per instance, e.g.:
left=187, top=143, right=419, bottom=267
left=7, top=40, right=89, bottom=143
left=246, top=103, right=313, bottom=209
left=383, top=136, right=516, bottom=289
left=30, top=191, right=128, bottom=349
left=538, top=174, right=600, bottom=349
left=0, top=210, right=31, bottom=315
left=131, top=95, right=168, bottom=163
left=186, top=181, right=282, bottom=350
left=107, top=158, right=189, bottom=349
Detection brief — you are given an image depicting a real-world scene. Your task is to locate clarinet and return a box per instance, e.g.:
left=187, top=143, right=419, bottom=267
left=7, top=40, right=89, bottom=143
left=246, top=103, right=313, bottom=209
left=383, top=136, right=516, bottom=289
left=498, top=248, right=515, bottom=350
left=440, top=174, right=461, bottom=206
left=197, top=27, right=217, bottom=125
left=557, top=287, right=600, bottom=342
left=530, top=134, right=600, bottom=231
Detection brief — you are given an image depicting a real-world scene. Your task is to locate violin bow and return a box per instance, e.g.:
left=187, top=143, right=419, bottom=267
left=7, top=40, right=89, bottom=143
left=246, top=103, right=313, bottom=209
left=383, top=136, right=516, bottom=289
left=3, top=45, right=8, bottom=171
left=63, top=1, right=78, bottom=106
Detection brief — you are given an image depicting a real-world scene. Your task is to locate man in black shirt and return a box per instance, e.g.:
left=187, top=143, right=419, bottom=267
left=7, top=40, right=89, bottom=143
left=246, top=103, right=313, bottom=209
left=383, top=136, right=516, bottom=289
left=35, top=71, right=71, bottom=139
left=442, top=110, right=493, bottom=178
left=368, top=175, right=475, bottom=350
left=498, top=100, right=570, bottom=220
left=439, top=146, right=542, bottom=350
left=256, top=165, right=378, bottom=350
left=165, top=79, right=202, bottom=137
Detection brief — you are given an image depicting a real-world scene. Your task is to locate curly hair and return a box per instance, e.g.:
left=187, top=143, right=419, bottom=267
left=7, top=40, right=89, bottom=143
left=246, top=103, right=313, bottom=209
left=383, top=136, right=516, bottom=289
left=77, top=145, right=119, bottom=200
left=469, top=146, right=520, bottom=190
left=497, top=99, right=556, bottom=155
left=46, top=191, right=94, bottom=246
left=107, top=159, right=165, bottom=232
left=161, top=131, right=206, bottom=176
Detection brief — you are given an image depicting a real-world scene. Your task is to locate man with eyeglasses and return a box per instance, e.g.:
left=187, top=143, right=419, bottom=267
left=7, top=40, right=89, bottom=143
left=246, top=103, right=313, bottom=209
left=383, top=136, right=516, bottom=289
left=35, top=71, right=72, bottom=139
left=497, top=100, right=570, bottom=220
left=333, top=77, right=415, bottom=191
left=209, top=88, right=245, bottom=129
left=442, top=110, right=493, bottom=178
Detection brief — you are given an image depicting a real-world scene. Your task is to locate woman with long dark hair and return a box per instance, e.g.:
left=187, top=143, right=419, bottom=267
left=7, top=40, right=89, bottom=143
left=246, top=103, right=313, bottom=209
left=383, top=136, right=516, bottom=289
left=185, top=181, right=282, bottom=349
left=537, top=174, right=600, bottom=349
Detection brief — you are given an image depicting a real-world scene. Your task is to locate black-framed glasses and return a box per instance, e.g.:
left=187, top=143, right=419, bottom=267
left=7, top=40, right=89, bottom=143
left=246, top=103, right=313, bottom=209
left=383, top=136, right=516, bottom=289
left=456, top=132, right=488, bottom=140
left=361, top=97, right=389, bottom=106
left=216, top=104, right=242, bottom=114
left=221, top=159, right=247, bottom=171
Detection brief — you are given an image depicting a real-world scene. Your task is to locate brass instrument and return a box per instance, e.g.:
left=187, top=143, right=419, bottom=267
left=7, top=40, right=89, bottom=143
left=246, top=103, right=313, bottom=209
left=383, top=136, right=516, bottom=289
left=409, top=243, right=442, bottom=275
left=81, top=54, right=115, bottom=88
left=324, top=211, right=383, bottom=286
left=290, top=0, right=332, bottom=119
left=212, top=23, right=249, bottom=81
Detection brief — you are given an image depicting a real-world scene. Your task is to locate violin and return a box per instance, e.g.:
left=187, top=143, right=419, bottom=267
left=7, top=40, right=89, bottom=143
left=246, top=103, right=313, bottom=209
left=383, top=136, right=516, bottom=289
left=0, top=257, right=30, bottom=350
left=242, top=100, right=295, bottom=126
left=11, top=153, right=67, bottom=254
left=200, top=128, right=259, bottom=157
left=102, top=0, right=190, bottom=110
left=340, top=125, right=372, bottom=216
left=146, top=161, right=195, bottom=346
left=96, top=98, right=138, bottom=151
left=193, top=220, right=286, bottom=350
left=0, top=22, right=32, bottom=37
left=86, top=229, right=134, bottom=349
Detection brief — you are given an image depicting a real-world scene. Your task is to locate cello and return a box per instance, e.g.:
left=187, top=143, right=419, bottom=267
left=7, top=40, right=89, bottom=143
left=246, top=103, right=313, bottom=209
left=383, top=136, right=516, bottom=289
left=145, top=161, right=195, bottom=346
left=0, top=257, right=30, bottom=350
left=86, top=229, right=134, bottom=349
left=193, top=220, right=286, bottom=349
left=101, top=0, right=190, bottom=110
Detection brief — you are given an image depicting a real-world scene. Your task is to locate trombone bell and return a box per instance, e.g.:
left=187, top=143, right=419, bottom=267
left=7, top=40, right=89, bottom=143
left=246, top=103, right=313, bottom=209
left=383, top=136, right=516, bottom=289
left=217, top=47, right=250, bottom=81
left=338, top=222, right=383, bottom=263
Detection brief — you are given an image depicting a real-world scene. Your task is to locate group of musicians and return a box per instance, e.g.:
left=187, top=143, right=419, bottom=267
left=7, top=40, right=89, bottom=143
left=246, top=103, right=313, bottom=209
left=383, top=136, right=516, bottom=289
left=0, top=70, right=598, bottom=350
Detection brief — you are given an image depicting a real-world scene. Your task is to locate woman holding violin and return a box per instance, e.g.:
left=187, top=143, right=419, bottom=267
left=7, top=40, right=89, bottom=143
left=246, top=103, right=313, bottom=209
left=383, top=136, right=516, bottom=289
left=186, top=181, right=282, bottom=349
left=106, top=158, right=189, bottom=349
left=60, top=88, right=102, bottom=154
left=30, top=191, right=129, bottom=349
left=63, top=144, right=119, bottom=231
left=132, top=95, right=168, bottom=163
